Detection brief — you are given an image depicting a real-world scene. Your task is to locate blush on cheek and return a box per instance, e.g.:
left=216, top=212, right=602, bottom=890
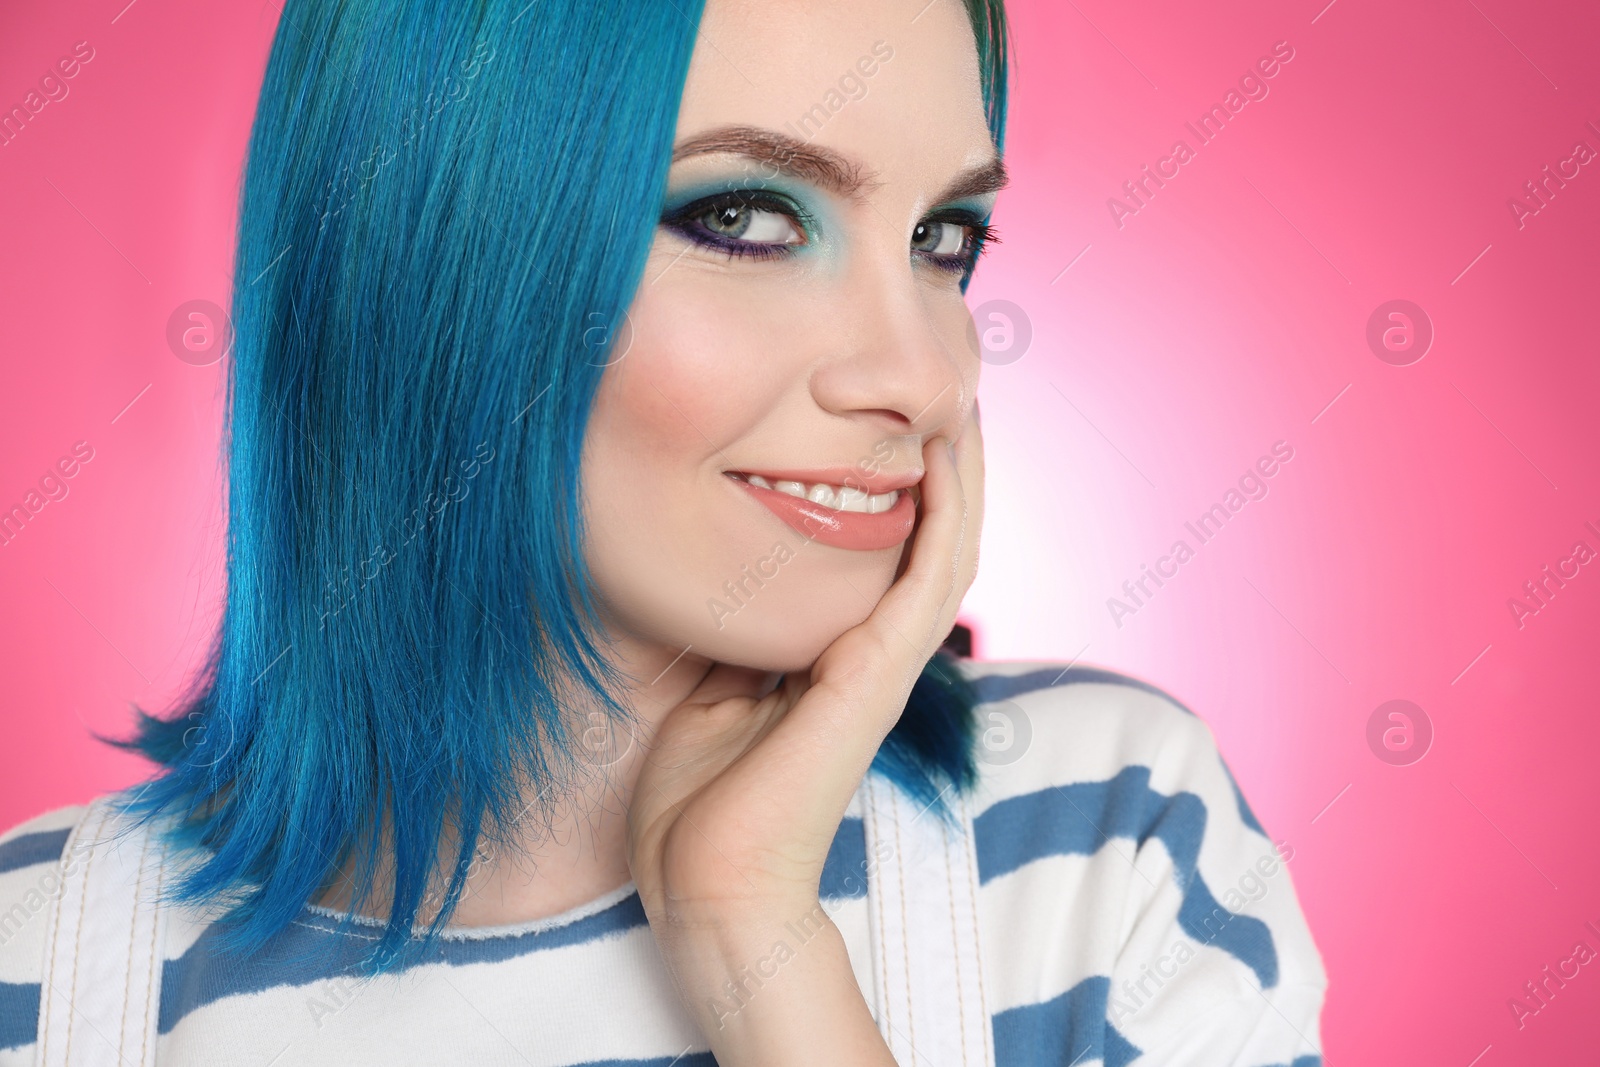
left=619, top=289, right=786, bottom=447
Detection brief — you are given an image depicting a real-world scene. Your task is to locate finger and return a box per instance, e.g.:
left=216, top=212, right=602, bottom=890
left=862, top=426, right=971, bottom=659
left=676, top=661, right=780, bottom=708
left=797, top=429, right=971, bottom=742
left=702, top=425, right=975, bottom=824
left=943, top=404, right=984, bottom=631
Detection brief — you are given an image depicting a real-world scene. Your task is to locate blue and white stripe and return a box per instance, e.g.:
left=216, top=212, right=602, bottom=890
left=0, top=660, right=1326, bottom=1065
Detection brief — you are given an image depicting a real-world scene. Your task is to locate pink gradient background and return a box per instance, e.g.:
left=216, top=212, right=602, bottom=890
left=2, top=0, right=1598, bottom=1062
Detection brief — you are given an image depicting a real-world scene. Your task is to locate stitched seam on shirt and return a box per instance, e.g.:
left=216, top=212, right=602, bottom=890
left=941, top=815, right=968, bottom=1067
left=891, top=786, right=916, bottom=1062
left=39, top=807, right=91, bottom=1064
left=958, top=792, right=993, bottom=1066
left=115, top=827, right=152, bottom=1062
left=138, top=838, right=167, bottom=1067
left=867, top=777, right=892, bottom=1047
left=63, top=804, right=104, bottom=1065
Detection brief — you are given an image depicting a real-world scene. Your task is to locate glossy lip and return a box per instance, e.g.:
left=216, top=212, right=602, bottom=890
left=725, top=470, right=920, bottom=551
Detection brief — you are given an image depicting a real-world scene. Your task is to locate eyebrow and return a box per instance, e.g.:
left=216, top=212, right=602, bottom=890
left=670, top=124, right=1008, bottom=207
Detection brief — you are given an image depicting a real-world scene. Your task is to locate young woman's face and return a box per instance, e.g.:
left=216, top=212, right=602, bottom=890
left=581, top=0, right=1001, bottom=673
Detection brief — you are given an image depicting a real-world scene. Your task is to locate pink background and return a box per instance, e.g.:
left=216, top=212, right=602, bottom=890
left=2, top=0, right=1597, bottom=1062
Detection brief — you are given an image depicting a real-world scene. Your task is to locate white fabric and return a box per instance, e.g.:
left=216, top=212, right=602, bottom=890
left=34, top=798, right=167, bottom=1067
left=864, top=774, right=994, bottom=1067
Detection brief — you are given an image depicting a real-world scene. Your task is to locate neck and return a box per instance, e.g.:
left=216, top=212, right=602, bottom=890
left=315, top=636, right=720, bottom=929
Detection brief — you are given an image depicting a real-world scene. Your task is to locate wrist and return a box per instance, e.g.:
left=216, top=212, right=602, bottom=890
left=652, top=901, right=894, bottom=1066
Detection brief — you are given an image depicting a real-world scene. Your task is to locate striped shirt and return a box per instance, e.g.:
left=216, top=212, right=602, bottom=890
left=0, top=660, right=1327, bottom=1065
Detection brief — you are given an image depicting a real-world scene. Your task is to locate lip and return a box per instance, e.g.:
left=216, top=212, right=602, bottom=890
left=726, top=470, right=919, bottom=551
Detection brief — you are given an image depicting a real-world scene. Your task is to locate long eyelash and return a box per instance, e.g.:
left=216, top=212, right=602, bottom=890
left=659, top=190, right=811, bottom=261
left=918, top=215, right=1001, bottom=278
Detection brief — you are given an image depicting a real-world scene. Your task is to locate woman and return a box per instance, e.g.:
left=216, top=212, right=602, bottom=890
left=0, top=0, right=1326, bottom=1064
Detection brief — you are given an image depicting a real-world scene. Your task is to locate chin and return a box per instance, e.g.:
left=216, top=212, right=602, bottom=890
left=669, top=563, right=896, bottom=674
left=702, top=614, right=862, bottom=674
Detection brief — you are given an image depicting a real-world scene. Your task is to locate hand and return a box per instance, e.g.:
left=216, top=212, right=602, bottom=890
left=625, top=405, right=984, bottom=1062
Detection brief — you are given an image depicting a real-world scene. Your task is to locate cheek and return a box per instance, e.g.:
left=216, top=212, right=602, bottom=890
left=578, top=277, right=799, bottom=648
left=589, top=282, right=787, bottom=493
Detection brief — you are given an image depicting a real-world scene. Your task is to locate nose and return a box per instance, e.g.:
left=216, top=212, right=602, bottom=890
left=807, top=254, right=975, bottom=440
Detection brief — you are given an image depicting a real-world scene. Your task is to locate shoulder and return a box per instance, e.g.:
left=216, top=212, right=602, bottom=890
left=0, top=802, right=88, bottom=885
left=953, top=658, right=1328, bottom=1007
left=955, top=658, right=1256, bottom=828
left=0, top=802, right=92, bottom=1053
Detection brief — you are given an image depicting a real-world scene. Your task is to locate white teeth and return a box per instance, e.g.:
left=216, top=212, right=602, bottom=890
left=741, top=473, right=902, bottom=515
left=836, top=486, right=869, bottom=511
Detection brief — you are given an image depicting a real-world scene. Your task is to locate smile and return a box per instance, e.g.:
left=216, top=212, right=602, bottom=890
left=726, top=469, right=920, bottom=551
left=736, top=473, right=901, bottom=514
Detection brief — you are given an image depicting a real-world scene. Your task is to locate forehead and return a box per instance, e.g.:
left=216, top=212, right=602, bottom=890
left=675, top=0, right=995, bottom=180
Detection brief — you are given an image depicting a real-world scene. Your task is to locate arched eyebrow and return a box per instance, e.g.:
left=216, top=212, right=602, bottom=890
left=670, top=124, right=1007, bottom=206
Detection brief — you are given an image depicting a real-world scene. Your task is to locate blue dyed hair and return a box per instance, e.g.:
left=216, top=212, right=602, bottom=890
left=109, top=0, right=1011, bottom=971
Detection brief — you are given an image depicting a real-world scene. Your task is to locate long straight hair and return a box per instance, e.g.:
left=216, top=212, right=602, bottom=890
left=110, top=0, right=1011, bottom=972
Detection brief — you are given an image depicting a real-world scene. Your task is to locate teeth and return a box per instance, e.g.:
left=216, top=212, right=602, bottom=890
left=807, top=483, right=838, bottom=508
left=741, top=474, right=902, bottom=515
left=837, top=487, right=869, bottom=511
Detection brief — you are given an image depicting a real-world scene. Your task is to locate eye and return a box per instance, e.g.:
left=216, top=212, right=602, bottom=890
left=662, top=191, right=810, bottom=259
left=699, top=201, right=802, bottom=244
left=911, top=211, right=997, bottom=277
left=911, top=220, right=969, bottom=257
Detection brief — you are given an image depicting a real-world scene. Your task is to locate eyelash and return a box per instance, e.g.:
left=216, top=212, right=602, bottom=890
left=660, top=190, right=998, bottom=278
